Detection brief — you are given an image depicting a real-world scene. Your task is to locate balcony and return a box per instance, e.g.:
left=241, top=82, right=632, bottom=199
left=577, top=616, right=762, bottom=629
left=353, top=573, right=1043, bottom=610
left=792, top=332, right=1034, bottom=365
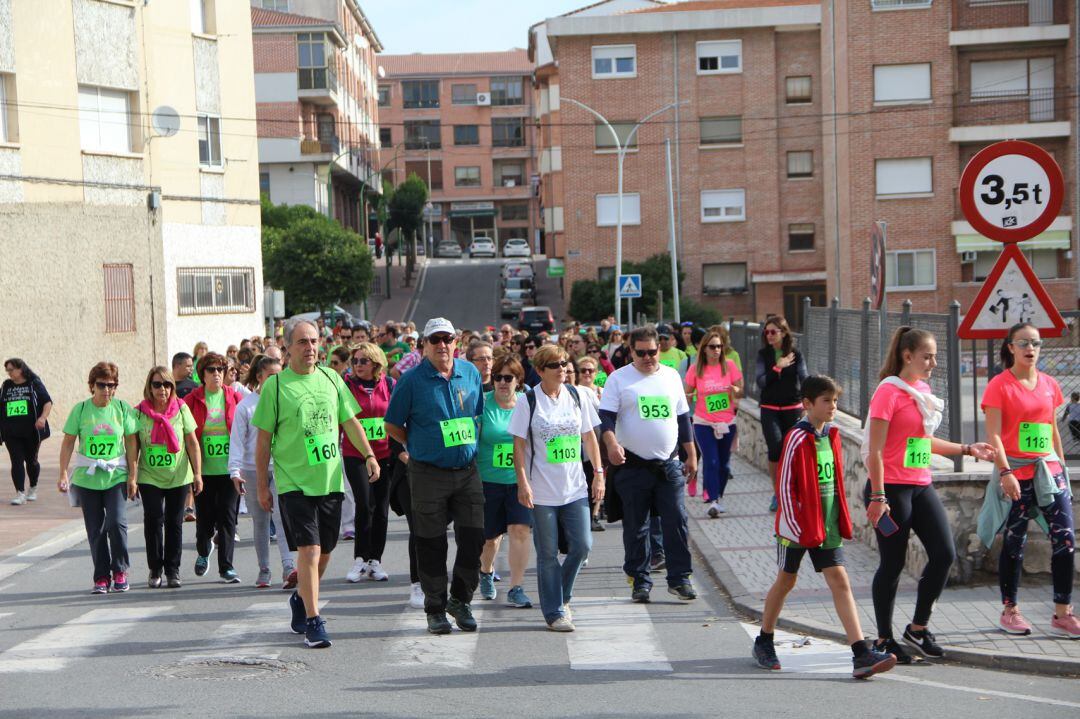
left=298, top=66, right=339, bottom=106
left=951, top=0, right=1070, bottom=43
left=301, top=137, right=340, bottom=156
left=950, top=87, right=1070, bottom=141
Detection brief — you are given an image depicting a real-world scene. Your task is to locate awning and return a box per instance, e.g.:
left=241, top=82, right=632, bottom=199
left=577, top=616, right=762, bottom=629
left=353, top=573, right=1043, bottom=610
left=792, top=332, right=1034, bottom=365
left=955, top=230, right=1070, bottom=253
left=449, top=201, right=495, bottom=218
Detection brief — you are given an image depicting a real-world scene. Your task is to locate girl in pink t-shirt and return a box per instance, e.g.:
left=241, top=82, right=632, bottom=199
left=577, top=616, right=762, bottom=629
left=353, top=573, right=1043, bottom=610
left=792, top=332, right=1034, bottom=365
left=865, top=327, right=994, bottom=662
left=981, top=322, right=1077, bottom=639
left=685, top=328, right=744, bottom=517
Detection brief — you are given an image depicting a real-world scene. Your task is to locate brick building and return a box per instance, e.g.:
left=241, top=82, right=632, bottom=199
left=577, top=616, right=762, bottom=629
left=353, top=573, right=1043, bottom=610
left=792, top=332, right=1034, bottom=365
left=378, top=51, right=538, bottom=253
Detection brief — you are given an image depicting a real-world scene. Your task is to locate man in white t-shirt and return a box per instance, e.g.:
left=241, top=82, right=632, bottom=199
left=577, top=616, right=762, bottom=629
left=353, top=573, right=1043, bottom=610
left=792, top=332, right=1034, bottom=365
left=599, top=325, right=698, bottom=604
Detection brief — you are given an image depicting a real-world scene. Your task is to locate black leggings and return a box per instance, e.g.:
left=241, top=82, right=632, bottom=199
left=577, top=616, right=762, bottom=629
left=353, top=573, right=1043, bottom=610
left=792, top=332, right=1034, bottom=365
left=393, top=466, right=420, bottom=584
left=344, top=456, right=392, bottom=561
left=760, top=408, right=802, bottom=463
left=4, top=433, right=41, bottom=492
left=864, top=481, right=955, bottom=638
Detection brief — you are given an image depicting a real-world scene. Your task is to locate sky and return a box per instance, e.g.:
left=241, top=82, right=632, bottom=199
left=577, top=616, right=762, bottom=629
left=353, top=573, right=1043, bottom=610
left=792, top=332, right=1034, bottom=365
left=362, top=0, right=593, bottom=55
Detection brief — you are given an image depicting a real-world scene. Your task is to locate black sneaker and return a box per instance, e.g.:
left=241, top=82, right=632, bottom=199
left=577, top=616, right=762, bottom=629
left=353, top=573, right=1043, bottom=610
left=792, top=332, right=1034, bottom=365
left=591, top=517, right=605, bottom=532
left=426, top=612, right=452, bottom=635
left=667, top=581, right=697, bottom=601
left=631, top=586, right=651, bottom=603
left=446, top=597, right=478, bottom=632
left=304, top=616, right=332, bottom=648
left=852, top=646, right=897, bottom=679
left=753, top=636, right=781, bottom=670
left=166, top=575, right=182, bottom=589
left=902, top=624, right=944, bottom=658
left=650, top=554, right=666, bottom=571
left=289, top=591, right=307, bottom=635
left=874, top=637, right=915, bottom=665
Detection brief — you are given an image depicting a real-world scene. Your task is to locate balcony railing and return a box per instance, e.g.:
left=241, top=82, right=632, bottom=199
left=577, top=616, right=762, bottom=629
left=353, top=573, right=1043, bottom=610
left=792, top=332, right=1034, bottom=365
left=300, top=136, right=340, bottom=155
left=954, top=87, right=1061, bottom=125
left=953, top=0, right=1066, bottom=30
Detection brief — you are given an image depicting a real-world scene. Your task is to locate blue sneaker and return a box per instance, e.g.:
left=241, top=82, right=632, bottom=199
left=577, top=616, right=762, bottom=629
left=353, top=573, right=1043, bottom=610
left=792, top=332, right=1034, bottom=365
left=194, top=555, right=209, bottom=577
left=769, top=495, right=778, bottom=513
left=479, top=572, right=496, bottom=600
left=304, top=616, right=332, bottom=648
left=220, top=569, right=240, bottom=584
left=289, top=591, right=307, bottom=635
left=505, top=585, right=532, bottom=608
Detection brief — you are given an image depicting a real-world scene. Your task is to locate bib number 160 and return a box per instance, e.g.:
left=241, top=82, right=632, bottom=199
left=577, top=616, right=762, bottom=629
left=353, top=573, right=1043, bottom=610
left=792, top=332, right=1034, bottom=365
left=306, top=435, right=338, bottom=466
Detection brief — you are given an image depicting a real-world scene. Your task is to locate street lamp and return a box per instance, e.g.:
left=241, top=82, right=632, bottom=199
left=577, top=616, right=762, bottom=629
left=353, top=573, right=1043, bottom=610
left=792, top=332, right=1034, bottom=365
left=561, top=97, right=686, bottom=328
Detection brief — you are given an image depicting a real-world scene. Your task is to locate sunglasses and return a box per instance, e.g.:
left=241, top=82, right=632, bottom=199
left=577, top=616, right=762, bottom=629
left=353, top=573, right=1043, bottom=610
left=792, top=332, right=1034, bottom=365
left=659, top=335, right=672, bottom=340
left=95, top=381, right=118, bottom=390
left=352, top=357, right=371, bottom=366
left=578, top=367, right=596, bottom=374
left=588, top=348, right=600, bottom=353
left=524, top=345, right=537, bottom=350
left=204, top=366, right=226, bottom=374
left=150, top=380, right=174, bottom=390
left=428, top=335, right=454, bottom=345
left=543, top=361, right=570, bottom=370
left=634, top=349, right=658, bottom=358
left=1011, top=339, right=1043, bottom=349
left=764, top=329, right=781, bottom=336
left=493, top=374, right=516, bottom=383
left=706, top=343, right=723, bottom=350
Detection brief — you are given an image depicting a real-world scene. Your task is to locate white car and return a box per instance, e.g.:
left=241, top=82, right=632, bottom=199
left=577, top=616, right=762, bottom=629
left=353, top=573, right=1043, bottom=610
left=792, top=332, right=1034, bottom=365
left=468, top=237, right=496, bottom=258
left=501, top=260, right=535, bottom=280
left=502, top=238, right=531, bottom=258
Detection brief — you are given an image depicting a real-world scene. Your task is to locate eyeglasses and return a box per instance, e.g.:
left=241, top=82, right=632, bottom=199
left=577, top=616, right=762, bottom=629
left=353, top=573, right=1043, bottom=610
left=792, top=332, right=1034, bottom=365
left=427, top=335, right=454, bottom=345
left=543, top=361, right=569, bottom=370
left=493, top=374, right=516, bottom=383
left=204, top=366, right=225, bottom=374
left=95, top=381, right=118, bottom=390
left=764, top=329, right=782, bottom=337
left=352, top=357, right=372, bottom=366
left=150, top=380, right=174, bottom=390
left=524, top=345, right=537, bottom=351
left=578, top=367, right=596, bottom=375
left=658, top=335, right=672, bottom=340
left=634, top=349, right=658, bottom=358
left=1011, top=339, right=1043, bottom=349
left=706, top=344, right=723, bottom=350
left=340, top=335, right=352, bottom=342
left=588, top=348, right=600, bottom=353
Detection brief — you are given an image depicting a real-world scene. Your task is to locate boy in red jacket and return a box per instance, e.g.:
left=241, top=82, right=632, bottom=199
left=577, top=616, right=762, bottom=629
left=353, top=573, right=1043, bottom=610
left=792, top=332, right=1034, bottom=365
left=752, top=376, right=896, bottom=679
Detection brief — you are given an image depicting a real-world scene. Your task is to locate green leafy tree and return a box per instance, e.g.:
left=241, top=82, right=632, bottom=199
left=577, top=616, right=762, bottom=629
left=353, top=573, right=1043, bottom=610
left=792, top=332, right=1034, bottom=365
left=387, top=174, right=428, bottom=244
left=569, top=279, right=613, bottom=321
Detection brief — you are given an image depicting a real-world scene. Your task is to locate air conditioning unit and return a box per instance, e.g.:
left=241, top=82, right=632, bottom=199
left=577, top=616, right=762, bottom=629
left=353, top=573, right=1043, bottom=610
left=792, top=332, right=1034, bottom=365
left=961, top=251, right=977, bottom=263
left=476, top=92, right=491, bottom=106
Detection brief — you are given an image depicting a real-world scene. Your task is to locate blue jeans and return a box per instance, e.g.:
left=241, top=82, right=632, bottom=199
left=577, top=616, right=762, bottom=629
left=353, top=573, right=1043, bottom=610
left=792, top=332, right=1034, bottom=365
left=616, top=458, right=692, bottom=590
left=532, top=498, right=592, bottom=624
left=694, top=424, right=737, bottom=502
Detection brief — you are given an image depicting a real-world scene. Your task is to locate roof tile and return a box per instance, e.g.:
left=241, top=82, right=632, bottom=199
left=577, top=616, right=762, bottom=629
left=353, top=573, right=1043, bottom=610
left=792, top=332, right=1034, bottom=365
left=629, top=0, right=818, bottom=12
left=380, top=49, right=533, bottom=77
left=251, top=6, right=327, bottom=27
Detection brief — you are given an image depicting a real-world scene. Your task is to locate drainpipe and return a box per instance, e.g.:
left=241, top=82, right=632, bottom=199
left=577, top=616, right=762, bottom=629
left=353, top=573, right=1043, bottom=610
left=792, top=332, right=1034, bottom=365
left=830, top=0, right=842, bottom=306
left=672, top=34, right=684, bottom=273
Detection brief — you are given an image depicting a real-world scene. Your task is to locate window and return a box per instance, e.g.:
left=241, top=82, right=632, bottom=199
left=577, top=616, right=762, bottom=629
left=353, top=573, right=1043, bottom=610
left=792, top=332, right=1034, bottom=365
left=451, top=83, right=477, bottom=105
left=298, top=33, right=334, bottom=90
left=197, top=115, right=221, bottom=167
left=974, top=249, right=1059, bottom=281
left=788, top=223, right=815, bottom=251
left=886, top=250, right=935, bottom=290
left=970, top=58, right=1053, bottom=110
left=592, top=45, right=636, bottom=78
left=596, top=193, right=641, bottom=226
left=403, top=120, right=440, bottom=149
left=871, top=0, right=933, bottom=8
left=492, top=117, right=525, bottom=147
left=103, top=263, right=135, bottom=333
left=875, top=157, right=933, bottom=196
left=700, top=116, right=742, bottom=145
left=697, top=40, right=742, bottom=74
left=702, top=263, right=748, bottom=294
left=454, top=125, right=479, bottom=146
left=78, top=85, right=132, bottom=153
left=701, top=189, right=745, bottom=222
left=490, top=77, right=524, bottom=106
left=379, top=127, right=391, bottom=147
left=189, top=0, right=213, bottom=35
left=259, top=172, right=270, bottom=196
left=402, top=80, right=439, bottom=109
left=405, top=160, right=442, bottom=190
left=594, top=121, right=638, bottom=150
left=494, top=160, right=523, bottom=187
left=259, top=0, right=289, bottom=10
left=598, top=267, right=615, bottom=283
left=786, top=76, right=812, bottom=104
left=455, top=166, right=481, bottom=187
left=177, top=267, right=256, bottom=315
left=787, top=151, right=813, bottom=178
left=502, top=203, right=529, bottom=221
left=377, top=85, right=390, bottom=107
left=874, top=63, right=931, bottom=103
left=0, top=75, right=7, bottom=142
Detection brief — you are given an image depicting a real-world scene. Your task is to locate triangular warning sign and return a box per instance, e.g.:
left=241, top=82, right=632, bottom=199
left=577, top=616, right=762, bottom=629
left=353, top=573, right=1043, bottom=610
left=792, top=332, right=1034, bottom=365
left=958, top=243, right=1067, bottom=339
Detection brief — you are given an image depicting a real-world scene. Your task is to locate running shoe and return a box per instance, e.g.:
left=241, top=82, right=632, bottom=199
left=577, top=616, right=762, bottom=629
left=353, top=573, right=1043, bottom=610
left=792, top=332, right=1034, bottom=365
left=255, top=568, right=272, bottom=588
left=283, top=568, right=298, bottom=590
left=631, top=586, right=651, bottom=603
left=366, top=559, right=388, bottom=582
left=10, top=492, right=26, bottom=506
left=111, top=572, right=129, bottom=592
left=289, top=591, right=307, bottom=634
left=687, top=476, right=698, bottom=497
left=650, top=554, right=666, bottom=571
left=26, top=487, right=37, bottom=501
left=446, top=597, right=478, bottom=632
left=506, top=585, right=533, bottom=608
left=707, top=502, right=720, bottom=519
left=852, top=645, right=897, bottom=679
left=715, top=500, right=726, bottom=514
left=183, top=507, right=196, bottom=522
left=667, top=581, right=697, bottom=601
left=409, top=582, right=425, bottom=609
left=874, top=637, right=914, bottom=665
left=269, top=532, right=277, bottom=543
left=1049, top=610, right=1080, bottom=639
left=92, top=577, right=110, bottom=594
left=345, top=558, right=367, bottom=583
left=591, top=517, right=605, bottom=532
left=479, top=572, right=496, bottom=600
left=342, top=530, right=355, bottom=541
left=426, top=612, right=452, bottom=635
left=148, top=572, right=162, bottom=589
left=902, top=625, right=944, bottom=658
left=999, top=606, right=1033, bottom=635
left=221, top=569, right=240, bottom=584
left=304, top=616, right=332, bottom=648
left=194, top=545, right=213, bottom=576
left=547, top=616, right=575, bottom=632
left=753, top=635, right=781, bottom=670
left=166, top=575, right=182, bottom=589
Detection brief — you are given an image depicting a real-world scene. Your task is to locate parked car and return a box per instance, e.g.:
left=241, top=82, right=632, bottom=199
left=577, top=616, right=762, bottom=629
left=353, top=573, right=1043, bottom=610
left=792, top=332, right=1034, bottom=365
left=500, top=288, right=531, bottom=317
left=501, top=260, right=535, bottom=280
left=518, top=306, right=555, bottom=333
left=436, top=241, right=463, bottom=258
left=293, top=305, right=356, bottom=329
left=468, top=236, right=496, bottom=258
left=503, top=238, right=531, bottom=258
left=501, top=276, right=537, bottom=304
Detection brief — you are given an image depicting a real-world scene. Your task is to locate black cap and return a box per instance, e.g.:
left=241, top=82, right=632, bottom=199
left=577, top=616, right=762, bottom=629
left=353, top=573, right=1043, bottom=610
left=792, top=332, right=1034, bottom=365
left=656, top=324, right=674, bottom=338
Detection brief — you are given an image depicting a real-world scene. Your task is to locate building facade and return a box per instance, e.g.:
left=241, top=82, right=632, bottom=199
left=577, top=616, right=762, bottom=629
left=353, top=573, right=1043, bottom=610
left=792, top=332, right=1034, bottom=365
left=251, top=0, right=383, bottom=235
left=0, top=0, right=264, bottom=423
left=378, top=50, right=538, bottom=253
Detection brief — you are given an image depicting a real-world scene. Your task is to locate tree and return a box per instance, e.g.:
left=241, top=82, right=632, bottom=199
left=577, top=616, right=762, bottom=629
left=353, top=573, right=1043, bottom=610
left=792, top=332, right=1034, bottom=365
left=387, top=174, right=428, bottom=282
left=569, top=279, right=613, bottom=321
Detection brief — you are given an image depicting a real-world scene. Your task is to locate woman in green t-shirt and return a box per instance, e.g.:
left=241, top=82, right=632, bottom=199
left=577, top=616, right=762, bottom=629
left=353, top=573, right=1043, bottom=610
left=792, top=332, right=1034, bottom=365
left=58, top=362, right=138, bottom=594
left=131, top=366, right=202, bottom=589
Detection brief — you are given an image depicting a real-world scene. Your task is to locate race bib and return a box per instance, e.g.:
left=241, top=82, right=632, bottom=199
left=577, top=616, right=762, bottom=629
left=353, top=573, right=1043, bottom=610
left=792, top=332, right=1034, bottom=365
left=492, top=442, right=514, bottom=469
left=1018, top=422, right=1052, bottom=453
left=816, top=445, right=835, bottom=482
left=903, top=437, right=931, bottom=469
left=145, top=444, right=177, bottom=469
left=546, top=435, right=580, bottom=464
left=638, top=395, right=672, bottom=420
left=5, top=400, right=28, bottom=418
left=85, top=434, right=119, bottom=459
left=305, top=432, right=339, bottom=466
left=704, top=392, right=731, bottom=414
left=202, top=434, right=229, bottom=459
left=360, top=417, right=387, bottom=441
left=440, top=418, right=476, bottom=447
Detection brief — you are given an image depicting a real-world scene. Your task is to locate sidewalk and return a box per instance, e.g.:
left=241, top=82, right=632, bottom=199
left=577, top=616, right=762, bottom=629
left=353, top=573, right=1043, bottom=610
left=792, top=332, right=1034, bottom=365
left=0, top=447, right=87, bottom=565
left=689, top=455, right=1080, bottom=676
left=371, top=254, right=427, bottom=325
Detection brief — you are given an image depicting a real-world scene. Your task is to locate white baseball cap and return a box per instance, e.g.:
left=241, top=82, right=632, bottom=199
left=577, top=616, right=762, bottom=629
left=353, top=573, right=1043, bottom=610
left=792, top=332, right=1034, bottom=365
left=422, top=317, right=456, bottom=338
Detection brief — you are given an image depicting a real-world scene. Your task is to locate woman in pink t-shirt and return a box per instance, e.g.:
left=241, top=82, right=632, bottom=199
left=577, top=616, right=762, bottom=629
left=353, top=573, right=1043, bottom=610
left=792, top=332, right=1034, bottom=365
left=981, top=322, right=1076, bottom=639
left=685, top=328, right=743, bottom=518
left=865, top=327, right=994, bottom=663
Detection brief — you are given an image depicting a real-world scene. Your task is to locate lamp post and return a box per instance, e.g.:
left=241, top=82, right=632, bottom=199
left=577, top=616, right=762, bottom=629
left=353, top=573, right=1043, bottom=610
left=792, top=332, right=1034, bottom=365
left=560, top=98, right=686, bottom=328
left=358, top=146, right=404, bottom=300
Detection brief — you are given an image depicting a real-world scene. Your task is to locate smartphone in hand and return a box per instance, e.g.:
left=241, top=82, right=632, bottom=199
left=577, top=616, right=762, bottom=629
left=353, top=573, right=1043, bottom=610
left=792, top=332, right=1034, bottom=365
left=875, top=512, right=900, bottom=537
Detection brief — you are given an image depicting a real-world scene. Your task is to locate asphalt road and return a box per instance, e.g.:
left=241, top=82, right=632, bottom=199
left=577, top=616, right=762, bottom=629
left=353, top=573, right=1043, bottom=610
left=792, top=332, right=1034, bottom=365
left=0, top=502, right=1078, bottom=717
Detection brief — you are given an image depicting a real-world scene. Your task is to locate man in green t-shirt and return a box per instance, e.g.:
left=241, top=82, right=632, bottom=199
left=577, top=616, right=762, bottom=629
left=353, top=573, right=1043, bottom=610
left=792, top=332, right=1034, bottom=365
left=656, top=325, right=687, bottom=370
left=379, top=323, right=410, bottom=368
left=253, top=318, right=380, bottom=649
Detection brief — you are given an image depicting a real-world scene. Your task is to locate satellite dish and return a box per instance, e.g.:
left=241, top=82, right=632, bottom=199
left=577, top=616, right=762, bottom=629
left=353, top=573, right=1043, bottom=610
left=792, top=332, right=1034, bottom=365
left=151, top=106, right=181, bottom=138
left=377, top=66, right=385, bottom=79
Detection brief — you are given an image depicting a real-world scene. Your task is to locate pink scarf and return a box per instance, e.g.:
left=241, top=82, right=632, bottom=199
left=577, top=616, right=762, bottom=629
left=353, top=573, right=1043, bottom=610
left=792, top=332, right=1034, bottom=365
left=136, top=398, right=182, bottom=453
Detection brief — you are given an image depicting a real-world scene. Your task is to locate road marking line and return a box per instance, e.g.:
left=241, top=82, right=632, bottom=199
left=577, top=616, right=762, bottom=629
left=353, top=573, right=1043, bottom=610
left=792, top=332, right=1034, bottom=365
left=880, top=674, right=1080, bottom=709
left=568, top=597, right=672, bottom=671
left=0, top=613, right=13, bottom=619
left=183, top=600, right=328, bottom=661
left=386, top=605, right=483, bottom=669
left=0, top=605, right=172, bottom=673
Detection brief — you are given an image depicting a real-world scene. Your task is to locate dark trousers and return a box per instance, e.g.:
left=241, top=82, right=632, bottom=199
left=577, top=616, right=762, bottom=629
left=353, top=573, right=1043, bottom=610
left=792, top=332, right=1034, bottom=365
left=77, top=482, right=129, bottom=580
left=195, top=474, right=238, bottom=573
left=615, top=456, right=692, bottom=589
left=4, top=433, right=41, bottom=492
left=1000, top=474, right=1075, bottom=606
left=394, top=466, right=421, bottom=584
left=344, top=456, right=392, bottom=561
left=141, top=484, right=188, bottom=577
left=408, top=461, right=485, bottom=614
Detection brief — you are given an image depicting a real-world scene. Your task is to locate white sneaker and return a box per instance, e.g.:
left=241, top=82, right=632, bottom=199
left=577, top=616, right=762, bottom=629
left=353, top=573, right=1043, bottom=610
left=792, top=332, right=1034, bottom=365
left=345, top=558, right=367, bottom=583
left=408, top=582, right=425, bottom=609
left=26, top=487, right=37, bottom=501
left=366, top=559, right=389, bottom=582
left=10, top=492, right=26, bottom=506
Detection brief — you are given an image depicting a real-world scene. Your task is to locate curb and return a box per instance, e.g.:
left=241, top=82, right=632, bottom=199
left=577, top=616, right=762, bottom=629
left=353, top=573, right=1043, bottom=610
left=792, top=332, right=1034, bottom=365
left=688, top=522, right=1080, bottom=678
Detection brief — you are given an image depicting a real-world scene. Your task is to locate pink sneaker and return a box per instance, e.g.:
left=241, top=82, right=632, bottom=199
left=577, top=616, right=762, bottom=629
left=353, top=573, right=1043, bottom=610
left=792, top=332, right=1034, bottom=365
left=999, top=606, right=1032, bottom=635
left=112, top=571, right=129, bottom=592
left=1049, top=610, right=1080, bottom=639
left=687, top=476, right=698, bottom=498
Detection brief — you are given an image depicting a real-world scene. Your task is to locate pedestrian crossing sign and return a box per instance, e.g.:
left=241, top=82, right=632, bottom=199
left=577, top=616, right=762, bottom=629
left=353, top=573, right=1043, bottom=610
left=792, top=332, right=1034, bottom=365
left=618, top=274, right=642, bottom=298
left=957, top=243, right=1066, bottom=339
